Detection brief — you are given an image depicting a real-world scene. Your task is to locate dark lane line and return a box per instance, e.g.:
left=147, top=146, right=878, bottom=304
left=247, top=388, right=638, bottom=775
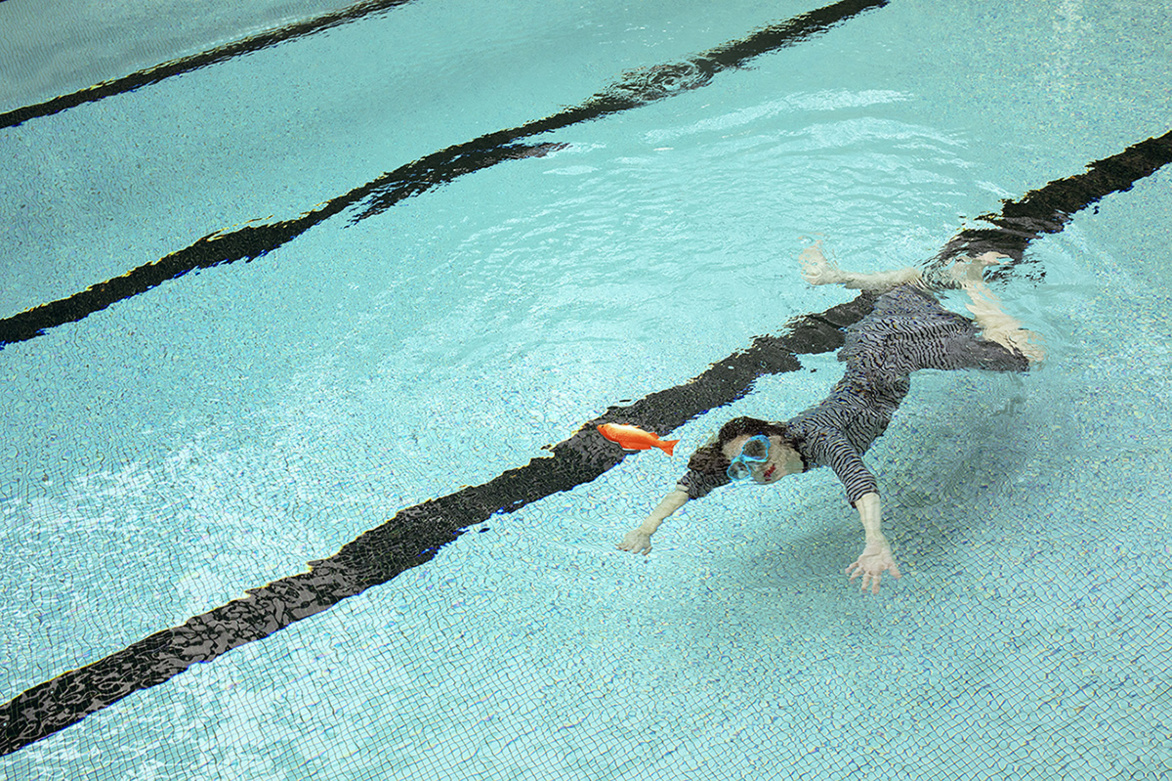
left=0, top=0, right=890, bottom=349
left=0, top=293, right=864, bottom=757
left=930, top=130, right=1172, bottom=281
left=0, top=0, right=416, bottom=129
left=3, top=127, right=1171, bottom=755
left=343, top=0, right=894, bottom=223
left=0, top=141, right=563, bottom=349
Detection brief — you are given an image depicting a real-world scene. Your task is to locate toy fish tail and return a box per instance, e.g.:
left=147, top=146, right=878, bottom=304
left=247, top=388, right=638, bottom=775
left=658, top=439, right=680, bottom=456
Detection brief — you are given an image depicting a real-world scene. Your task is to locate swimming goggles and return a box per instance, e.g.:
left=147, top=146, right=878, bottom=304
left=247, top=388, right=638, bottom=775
left=726, top=435, right=771, bottom=481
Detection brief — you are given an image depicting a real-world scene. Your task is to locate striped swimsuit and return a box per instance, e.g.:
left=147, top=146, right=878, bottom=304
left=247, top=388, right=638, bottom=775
left=678, top=285, right=1029, bottom=504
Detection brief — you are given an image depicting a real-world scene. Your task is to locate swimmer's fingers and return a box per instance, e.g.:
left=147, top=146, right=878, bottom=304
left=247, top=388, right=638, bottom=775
left=845, top=553, right=900, bottom=594
left=861, top=570, right=877, bottom=594
left=617, top=530, right=652, bottom=555
left=845, top=560, right=871, bottom=592
left=851, top=567, right=879, bottom=594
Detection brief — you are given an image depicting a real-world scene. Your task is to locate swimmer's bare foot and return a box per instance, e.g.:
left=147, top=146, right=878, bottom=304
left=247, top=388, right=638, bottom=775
left=799, top=240, right=844, bottom=286
left=1006, top=328, right=1046, bottom=363
left=960, top=269, right=1046, bottom=364
left=947, top=251, right=1007, bottom=286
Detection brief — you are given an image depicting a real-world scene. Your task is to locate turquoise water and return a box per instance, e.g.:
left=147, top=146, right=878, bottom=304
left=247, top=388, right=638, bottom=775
left=2, top=0, right=1171, bottom=778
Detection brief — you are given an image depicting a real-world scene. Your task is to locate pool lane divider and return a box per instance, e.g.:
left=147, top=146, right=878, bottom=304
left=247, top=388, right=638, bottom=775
left=0, top=0, right=419, bottom=130
left=0, top=0, right=891, bottom=349
left=4, top=128, right=1172, bottom=756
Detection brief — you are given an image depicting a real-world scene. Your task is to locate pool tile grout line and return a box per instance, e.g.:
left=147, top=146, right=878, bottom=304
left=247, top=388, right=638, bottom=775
left=0, top=0, right=420, bottom=129
left=3, top=125, right=1172, bottom=753
left=0, top=0, right=891, bottom=348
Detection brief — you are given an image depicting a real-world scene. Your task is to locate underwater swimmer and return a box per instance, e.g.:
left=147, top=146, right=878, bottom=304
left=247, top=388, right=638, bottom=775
left=617, top=242, right=1044, bottom=593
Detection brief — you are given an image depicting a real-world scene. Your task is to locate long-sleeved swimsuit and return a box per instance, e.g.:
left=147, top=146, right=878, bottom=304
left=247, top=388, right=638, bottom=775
left=677, top=285, right=1030, bottom=503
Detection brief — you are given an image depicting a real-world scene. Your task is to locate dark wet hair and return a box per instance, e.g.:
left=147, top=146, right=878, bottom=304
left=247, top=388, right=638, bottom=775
left=686, top=416, right=799, bottom=476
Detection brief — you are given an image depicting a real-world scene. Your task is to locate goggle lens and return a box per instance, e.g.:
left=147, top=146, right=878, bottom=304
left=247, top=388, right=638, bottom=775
left=726, top=435, right=771, bottom=481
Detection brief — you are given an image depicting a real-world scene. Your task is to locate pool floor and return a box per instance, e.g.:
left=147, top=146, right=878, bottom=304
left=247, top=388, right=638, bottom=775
left=2, top=0, right=1171, bottom=778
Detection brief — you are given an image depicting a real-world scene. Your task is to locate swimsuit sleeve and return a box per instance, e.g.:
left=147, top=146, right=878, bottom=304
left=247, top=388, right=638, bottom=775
left=676, top=468, right=730, bottom=500
left=801, top=429, right=878, bottom=505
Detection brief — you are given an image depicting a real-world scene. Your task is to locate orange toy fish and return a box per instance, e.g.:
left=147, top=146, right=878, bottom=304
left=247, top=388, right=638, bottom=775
left=597, top=423, right=679, bottom=455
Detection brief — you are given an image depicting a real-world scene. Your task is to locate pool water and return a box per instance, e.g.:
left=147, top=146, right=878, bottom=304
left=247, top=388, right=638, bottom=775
left=2, top=0, right=1171, bottom=778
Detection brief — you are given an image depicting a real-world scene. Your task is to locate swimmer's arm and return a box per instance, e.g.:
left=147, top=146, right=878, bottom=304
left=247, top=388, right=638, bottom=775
left=617, top=488, right=689, bottom=555
left=855, top=492, right=884, bottom=541
left=844, top=492, right=902, bottom=593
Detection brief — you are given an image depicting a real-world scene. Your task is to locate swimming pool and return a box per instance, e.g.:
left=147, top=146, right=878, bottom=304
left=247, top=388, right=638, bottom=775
left=2, top=0, right=1170, bottom=777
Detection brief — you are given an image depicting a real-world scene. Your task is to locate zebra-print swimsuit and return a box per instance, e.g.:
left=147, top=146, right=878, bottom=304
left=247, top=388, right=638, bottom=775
left=677, top=285, right=1029, bottom=505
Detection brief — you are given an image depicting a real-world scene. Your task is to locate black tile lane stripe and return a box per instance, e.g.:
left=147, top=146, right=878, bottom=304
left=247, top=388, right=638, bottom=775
left=343, top=0, right=893, bottom=223
left=0, top=0, right=891, bottom=348
left=0, top=141, right=565, bottom=348
left=929, top=130, right=1172, bottom=282
left=3, top=131, right=1172, bottom=756
left=0, top=0, right=417, bottom=129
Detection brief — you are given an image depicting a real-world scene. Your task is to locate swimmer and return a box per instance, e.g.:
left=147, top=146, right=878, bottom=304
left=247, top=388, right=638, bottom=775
left=617, top=242, right=1044, bottom=593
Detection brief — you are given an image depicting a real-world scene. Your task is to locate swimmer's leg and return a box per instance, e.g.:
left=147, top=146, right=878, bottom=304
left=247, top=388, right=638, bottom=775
left=955, top=254, right=1045, bottom=364
left=800, top=240, right=923, bottom=292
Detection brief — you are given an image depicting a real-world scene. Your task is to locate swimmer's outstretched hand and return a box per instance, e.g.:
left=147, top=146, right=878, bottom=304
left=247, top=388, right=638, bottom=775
left=845, top=537, right=901, bottom=594
left=618, top=529, right=653, bottom=555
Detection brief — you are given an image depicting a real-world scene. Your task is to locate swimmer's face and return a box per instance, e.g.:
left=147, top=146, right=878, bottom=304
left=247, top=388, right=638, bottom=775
left=722, top=434, right=793, bottom=485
